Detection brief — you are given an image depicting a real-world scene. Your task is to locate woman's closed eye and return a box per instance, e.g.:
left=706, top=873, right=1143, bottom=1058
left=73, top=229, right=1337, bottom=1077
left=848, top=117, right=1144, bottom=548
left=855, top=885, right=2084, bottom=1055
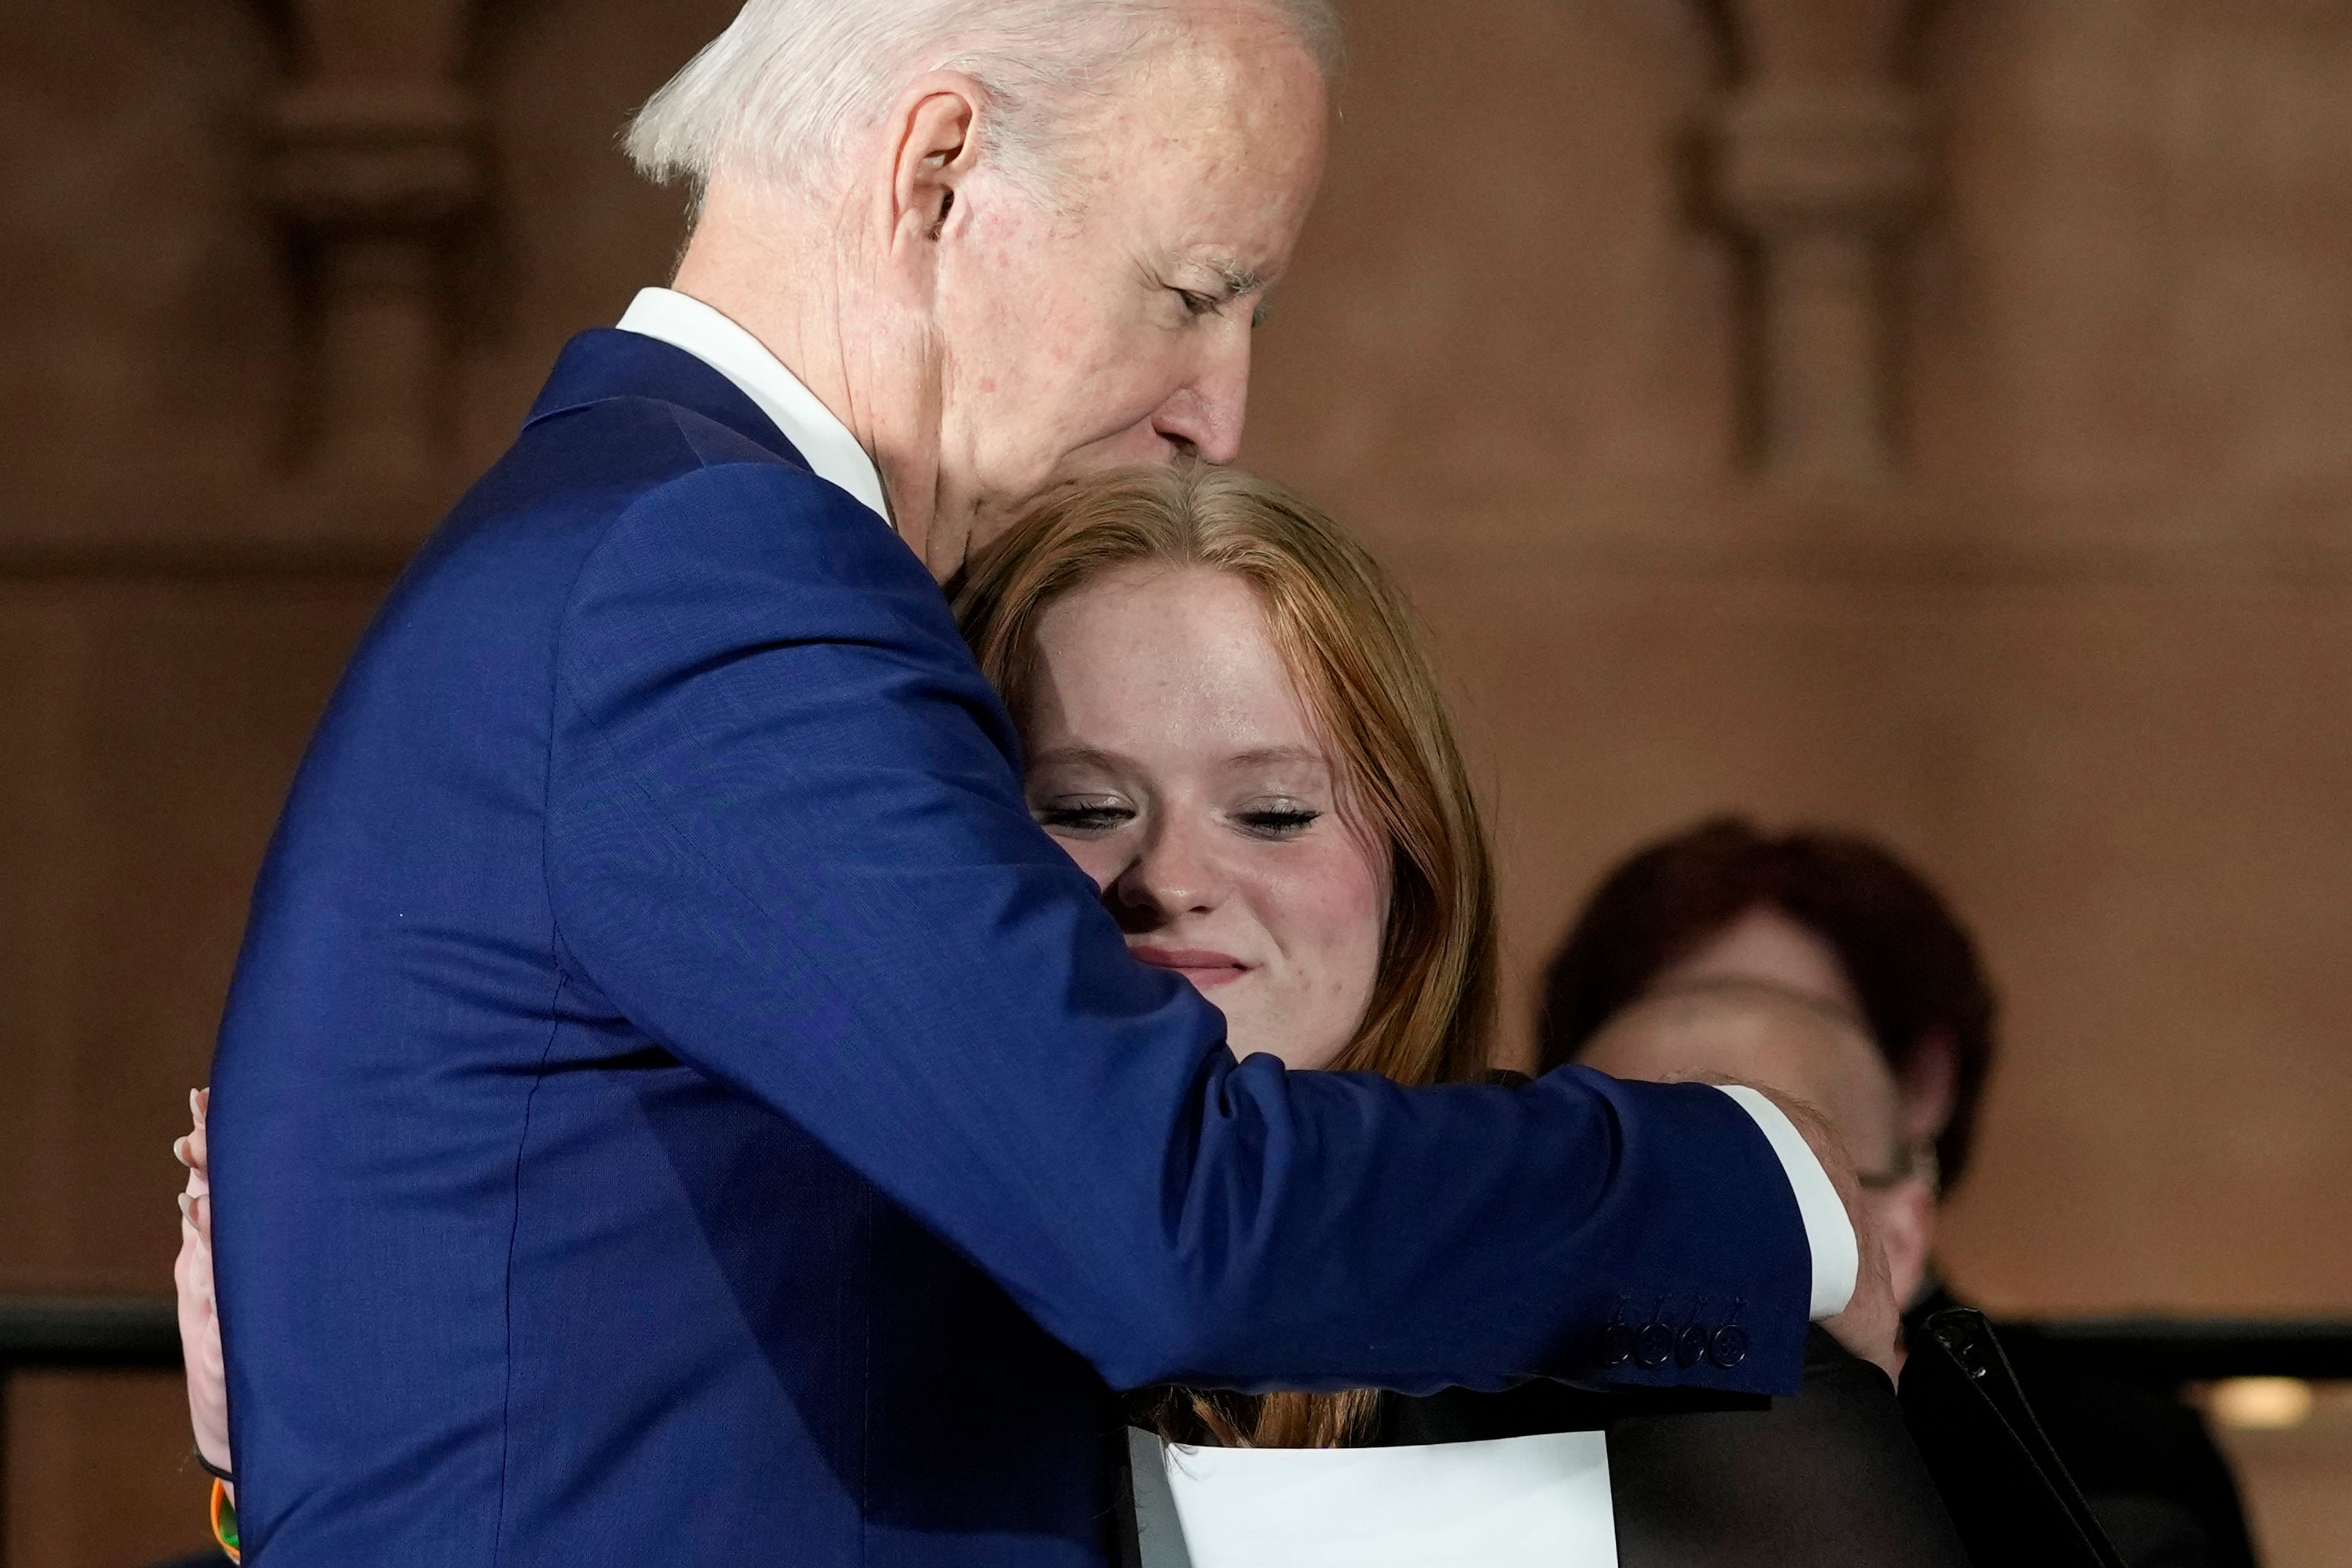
left=1234, top=803, right=1321, bottom=840
left=1035, top=797, right=1134, bottom=834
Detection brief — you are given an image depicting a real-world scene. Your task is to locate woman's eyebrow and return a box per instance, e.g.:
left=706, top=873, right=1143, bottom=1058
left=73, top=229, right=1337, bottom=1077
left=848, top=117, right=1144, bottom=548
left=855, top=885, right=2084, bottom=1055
left=1023, top=744, right=1132, bottom=771
left=1026, top=744, right=1327, bottom=772
left=1221, top=745, right=1327, bottom=771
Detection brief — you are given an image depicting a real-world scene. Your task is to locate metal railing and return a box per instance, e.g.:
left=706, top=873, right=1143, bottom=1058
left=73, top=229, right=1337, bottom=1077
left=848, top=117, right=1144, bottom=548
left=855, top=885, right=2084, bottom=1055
left=2001, top=1315, right=2352, bottom=1384
left=0, top=1296, right=182, bottom=1372
left=4, top=1297, right=2350, bottom=1567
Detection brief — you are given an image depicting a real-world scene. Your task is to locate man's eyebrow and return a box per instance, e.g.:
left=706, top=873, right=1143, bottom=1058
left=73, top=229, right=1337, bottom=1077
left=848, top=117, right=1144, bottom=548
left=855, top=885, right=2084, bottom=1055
left=1212, top=260, right=1266, bottom=296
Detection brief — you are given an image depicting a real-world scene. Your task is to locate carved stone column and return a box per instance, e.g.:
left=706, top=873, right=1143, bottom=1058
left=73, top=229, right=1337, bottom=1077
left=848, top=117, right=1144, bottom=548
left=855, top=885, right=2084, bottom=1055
left=266, top=0, right=481, bottom=516
left=1709, top=1, right=1933, bottom=486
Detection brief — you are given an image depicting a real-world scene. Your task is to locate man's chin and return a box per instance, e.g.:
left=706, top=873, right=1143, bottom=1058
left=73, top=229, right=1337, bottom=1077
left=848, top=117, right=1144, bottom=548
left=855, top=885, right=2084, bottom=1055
left=959, top=448, right=1194, bottom=560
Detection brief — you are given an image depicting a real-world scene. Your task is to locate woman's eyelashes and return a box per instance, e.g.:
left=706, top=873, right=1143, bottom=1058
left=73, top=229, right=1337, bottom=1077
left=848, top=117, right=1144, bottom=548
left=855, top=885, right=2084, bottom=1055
left=1234, top=803, right=1321, bottom=839
left=1035, top=797, right=1134, bottom=834
left=1035, top=799, right=1321, bottom=839
left=1032, top=797, right=1322, bottom=840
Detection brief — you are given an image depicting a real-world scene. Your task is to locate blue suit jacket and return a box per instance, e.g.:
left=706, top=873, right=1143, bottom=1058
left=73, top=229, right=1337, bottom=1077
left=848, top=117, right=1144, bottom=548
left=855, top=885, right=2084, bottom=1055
left=210, top=331, right=1814, bottom=1565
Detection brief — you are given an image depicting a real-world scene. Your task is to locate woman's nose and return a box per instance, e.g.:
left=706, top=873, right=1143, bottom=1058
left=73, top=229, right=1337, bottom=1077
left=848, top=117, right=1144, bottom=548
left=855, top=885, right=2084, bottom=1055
left=1109, top=818, right=1224, bottom=927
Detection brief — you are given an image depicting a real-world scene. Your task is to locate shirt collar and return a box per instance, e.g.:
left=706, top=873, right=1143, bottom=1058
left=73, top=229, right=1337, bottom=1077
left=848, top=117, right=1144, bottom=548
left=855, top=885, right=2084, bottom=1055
left=615, top=287, right=891, bottom=527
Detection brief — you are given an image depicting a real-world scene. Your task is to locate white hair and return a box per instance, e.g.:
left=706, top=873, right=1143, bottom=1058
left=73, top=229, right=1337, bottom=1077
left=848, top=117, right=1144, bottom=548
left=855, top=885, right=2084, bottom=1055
left=624, top=0, right=1340, bottom=205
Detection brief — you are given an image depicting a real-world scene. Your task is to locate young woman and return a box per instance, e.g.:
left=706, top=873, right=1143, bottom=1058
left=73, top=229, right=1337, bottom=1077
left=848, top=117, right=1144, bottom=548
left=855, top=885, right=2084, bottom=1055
left=175, top=466, right=1962, bottom=1565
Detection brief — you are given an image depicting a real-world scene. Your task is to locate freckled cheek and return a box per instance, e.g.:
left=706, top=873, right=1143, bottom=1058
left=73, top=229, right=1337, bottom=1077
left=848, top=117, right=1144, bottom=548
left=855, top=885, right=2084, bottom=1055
left=1052, top=839, right=1124, bottom=899
left=1243, top=848, right=1390, bottom=1010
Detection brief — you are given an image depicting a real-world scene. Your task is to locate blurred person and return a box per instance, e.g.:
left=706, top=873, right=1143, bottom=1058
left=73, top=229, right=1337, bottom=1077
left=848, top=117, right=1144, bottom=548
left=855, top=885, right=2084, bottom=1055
left=1563, top=982, right=1960, bottom=1563
left=1539, top=817, right=2261, bottom=1568
left=1580, top=983, right=1938, bottom=1313
left=183, top=469, right=1949, bottom=1567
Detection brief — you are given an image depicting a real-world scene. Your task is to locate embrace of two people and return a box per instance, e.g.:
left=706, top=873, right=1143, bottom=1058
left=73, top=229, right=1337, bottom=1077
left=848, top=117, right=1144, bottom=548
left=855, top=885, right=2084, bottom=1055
left=164, top=0, right=1975, bottom=1562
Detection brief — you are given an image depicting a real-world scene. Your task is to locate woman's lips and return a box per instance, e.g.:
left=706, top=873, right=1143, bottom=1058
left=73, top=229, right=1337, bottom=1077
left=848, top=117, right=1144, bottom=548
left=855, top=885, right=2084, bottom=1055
left=1130, top=947, right=1252, bottom=988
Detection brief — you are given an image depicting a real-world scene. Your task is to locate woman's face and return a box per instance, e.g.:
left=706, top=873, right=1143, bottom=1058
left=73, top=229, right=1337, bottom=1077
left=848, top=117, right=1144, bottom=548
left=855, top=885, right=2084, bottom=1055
left=1019, top=564, right=1390, bottom=1070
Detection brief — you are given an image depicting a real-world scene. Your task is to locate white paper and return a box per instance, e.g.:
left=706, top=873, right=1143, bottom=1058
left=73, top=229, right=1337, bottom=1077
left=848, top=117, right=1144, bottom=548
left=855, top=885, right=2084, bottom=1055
left=1133, top=1426, right=1618, bottom=1568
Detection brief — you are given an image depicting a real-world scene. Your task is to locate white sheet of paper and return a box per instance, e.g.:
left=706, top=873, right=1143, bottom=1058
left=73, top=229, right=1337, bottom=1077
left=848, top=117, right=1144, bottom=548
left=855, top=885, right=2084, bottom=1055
left=1133, top=1426, right=1618, bottom=1568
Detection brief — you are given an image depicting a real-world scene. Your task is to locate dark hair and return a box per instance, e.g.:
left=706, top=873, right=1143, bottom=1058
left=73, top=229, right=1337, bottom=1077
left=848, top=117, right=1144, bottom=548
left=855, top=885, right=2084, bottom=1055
left=1535, top=816, right=1996, bottom=1189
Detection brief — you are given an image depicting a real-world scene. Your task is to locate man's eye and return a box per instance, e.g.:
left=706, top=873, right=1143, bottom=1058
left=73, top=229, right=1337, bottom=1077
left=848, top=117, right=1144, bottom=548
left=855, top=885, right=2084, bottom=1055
left=1174, top=288, right=1218, bottom=318
left=1036, top=800, right=1133, bottom=833
left=1236, top=807, right=1320, bottom=839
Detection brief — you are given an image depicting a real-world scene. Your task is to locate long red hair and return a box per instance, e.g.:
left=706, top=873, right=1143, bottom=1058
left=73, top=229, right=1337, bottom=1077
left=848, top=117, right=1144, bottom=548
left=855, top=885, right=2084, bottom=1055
left=954, top=464, right=1498, bottom=1447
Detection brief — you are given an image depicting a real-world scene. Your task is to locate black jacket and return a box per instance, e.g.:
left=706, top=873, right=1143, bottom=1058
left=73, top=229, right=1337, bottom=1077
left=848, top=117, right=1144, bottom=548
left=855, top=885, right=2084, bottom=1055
left=1121, top=1328, right=1970, bottom=1568
left=1908, top=1286, right=2258, bottom=1568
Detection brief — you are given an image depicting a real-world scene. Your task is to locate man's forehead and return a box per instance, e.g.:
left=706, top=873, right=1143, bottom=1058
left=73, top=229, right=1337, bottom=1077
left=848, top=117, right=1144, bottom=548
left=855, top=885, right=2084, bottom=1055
left=1097, top=20, right=1326, bottom=258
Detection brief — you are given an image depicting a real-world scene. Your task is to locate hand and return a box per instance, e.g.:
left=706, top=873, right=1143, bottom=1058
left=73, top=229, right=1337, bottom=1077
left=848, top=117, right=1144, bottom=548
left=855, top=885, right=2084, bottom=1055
left=1751, top=1084, right=1903, bottom=1382
left=1579, top=986, right=1904, bottom=1382
left=173, top=1087, right=233, bottom=1486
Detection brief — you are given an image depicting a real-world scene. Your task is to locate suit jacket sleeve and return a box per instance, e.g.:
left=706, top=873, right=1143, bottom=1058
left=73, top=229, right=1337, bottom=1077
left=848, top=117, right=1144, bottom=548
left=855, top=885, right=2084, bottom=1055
left=544, top=460, right=1815, bottom=1396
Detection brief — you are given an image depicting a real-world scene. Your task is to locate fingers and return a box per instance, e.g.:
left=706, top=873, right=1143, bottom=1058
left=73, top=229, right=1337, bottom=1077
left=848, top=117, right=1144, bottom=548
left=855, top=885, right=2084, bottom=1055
left=173, top=1088, right=217, bottom=1257
left=175, top=1191, right=213, bottom=1265
left=173, top=1087, right=213, bottom=1184
left=176, top=1145, right=211, bottom=1203
left=1823, top=1213, right=1901, bottom=1382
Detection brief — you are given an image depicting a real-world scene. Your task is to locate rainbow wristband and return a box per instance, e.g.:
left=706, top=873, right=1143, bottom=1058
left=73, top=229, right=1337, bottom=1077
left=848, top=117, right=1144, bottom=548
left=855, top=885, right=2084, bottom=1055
left=209, top=1477, right=241, bottom=1563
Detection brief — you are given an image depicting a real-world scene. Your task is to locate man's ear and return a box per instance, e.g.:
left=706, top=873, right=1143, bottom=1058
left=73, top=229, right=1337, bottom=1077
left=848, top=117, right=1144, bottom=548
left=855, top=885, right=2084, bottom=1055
left=871, top=73, right=984, bottom=284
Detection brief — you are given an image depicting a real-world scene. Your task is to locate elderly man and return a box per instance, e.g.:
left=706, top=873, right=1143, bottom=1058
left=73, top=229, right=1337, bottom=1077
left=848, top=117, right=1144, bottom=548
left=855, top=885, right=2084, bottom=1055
left=206, top=2, right=1888, bottom=1563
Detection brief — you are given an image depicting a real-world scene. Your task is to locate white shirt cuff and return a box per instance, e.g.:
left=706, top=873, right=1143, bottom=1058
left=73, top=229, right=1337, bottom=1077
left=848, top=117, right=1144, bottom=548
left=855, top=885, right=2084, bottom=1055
left=1716, top=1084, right=1858, bottom=1321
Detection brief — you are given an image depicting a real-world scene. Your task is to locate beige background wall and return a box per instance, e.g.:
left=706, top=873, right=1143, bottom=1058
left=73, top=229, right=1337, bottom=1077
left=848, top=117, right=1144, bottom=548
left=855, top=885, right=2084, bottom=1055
left=4, top=1, right=2349, bottom=1562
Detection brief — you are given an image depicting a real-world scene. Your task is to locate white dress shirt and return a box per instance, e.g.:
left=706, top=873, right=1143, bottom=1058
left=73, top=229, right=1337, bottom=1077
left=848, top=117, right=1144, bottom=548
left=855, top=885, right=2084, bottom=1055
left=616, top=287, right=890, bottom=525
left=611, top=285, right=1856, bottom=1324
left=1722, top=1085, right=1857, bottom=1319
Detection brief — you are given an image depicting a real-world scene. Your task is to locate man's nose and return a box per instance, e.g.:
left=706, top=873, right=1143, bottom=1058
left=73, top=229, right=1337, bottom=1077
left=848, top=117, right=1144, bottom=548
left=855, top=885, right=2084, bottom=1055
left=1152, top=329, right=1253, bottom=465
left=1110, top=816, right=1224, bottom=927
